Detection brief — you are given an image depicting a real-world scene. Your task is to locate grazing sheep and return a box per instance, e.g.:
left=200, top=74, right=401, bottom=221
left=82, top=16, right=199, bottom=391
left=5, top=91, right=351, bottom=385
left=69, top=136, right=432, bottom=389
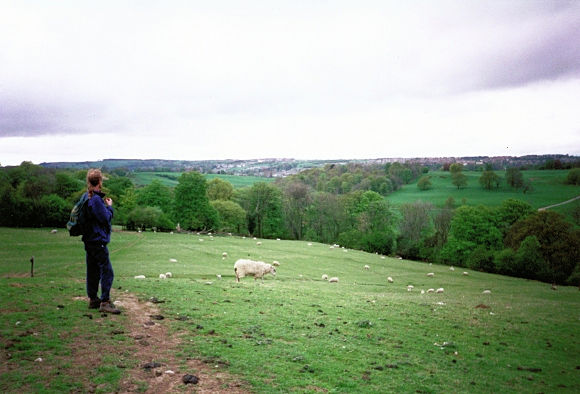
left=328, top=277, right=339, bottom=283
left=322, top=274, right=329, bottom=280
left=308, top=243, right=313, bottom=246
left=449, top=266, right=455, bottom=271
left=421, top=290, right=425, bottom=294
left=216, top=274, right=222, bottom=279
left=134, top=275, right=146, bottom=279
left=426, top=272, right=435, bottom=277
left=159, top=273, right=167, bottom=279
left=234, top=259, right=276, bottom=282
left=381, top=256, right=386, bottom=259
left=482, top=290, right=491, bottom=294
left=463, top=271, right=469, bottom=276
left=256, top=241, right=262, bottom=246
left=169, top=258, right=178, bottom=263
left=222, top=252, right=228, bottom=258
left=165, top=272, right=172, bottom=278
left=436, top=288, right=444, bottom=293
left=272, top=261, right=280, bottom=266
left=427, top=288, right=435, bottom=293
left=387, top=276, right=394, bottom=283
left=407, top=285, right=414, bottom=291
left=50, top=229, right=58, bottom=234
left=364, top=265, right=370, bottom=270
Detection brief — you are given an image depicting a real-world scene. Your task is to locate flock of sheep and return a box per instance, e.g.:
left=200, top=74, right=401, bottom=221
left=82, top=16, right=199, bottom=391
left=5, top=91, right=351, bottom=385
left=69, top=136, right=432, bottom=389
left=133, top=237, right=491, bottom=295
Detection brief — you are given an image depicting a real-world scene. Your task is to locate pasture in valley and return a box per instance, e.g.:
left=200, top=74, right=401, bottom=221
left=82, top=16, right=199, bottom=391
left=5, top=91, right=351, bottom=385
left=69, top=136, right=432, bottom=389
left=1, top=228, right=579, bottom=393
left=130, top=172, right=274, bottom=188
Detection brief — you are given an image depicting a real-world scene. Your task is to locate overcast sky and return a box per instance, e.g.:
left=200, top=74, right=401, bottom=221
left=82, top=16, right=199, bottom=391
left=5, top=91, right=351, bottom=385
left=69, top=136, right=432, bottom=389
left=1, top=1, right=579, bottom=166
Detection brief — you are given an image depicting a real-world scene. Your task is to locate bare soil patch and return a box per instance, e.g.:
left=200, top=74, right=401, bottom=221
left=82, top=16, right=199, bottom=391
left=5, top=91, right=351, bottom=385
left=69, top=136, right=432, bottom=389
left=115, top=293, right=251, bottom=393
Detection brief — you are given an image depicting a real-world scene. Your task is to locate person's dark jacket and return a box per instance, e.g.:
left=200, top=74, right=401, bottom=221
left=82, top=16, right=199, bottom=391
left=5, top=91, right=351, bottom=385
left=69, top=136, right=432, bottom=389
left=82, top=191, right=114, bottom=244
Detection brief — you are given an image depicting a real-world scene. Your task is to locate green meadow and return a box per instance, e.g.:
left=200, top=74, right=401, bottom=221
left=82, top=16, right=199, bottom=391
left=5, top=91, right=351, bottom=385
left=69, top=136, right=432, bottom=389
left=1, top=228, right=579, bottom=393
left=129, top=172, right=273, bottom=188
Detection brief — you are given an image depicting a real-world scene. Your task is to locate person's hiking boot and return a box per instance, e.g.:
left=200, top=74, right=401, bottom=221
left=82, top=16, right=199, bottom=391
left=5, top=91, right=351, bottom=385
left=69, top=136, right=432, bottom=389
left=99, top=301, right=121, bottom=314
left=88, top=298, right=101, bottom=309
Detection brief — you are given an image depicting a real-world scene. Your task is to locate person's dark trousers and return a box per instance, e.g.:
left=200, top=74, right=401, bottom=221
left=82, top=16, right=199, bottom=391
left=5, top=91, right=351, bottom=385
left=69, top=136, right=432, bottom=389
left=84, top=242, right=114, bottom=302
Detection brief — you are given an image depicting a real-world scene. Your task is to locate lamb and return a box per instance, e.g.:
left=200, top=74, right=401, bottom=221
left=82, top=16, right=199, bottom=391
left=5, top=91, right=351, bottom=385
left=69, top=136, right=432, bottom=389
left=407, top=285, right=414, bottom=291
left=234, top=259, right=276, bottom=282
left=328, top=277, right=339, bottom=283
left=387, top=276, right=394, bottom=283
left=364, top=265, right=370, bottom=270
left=165, top=272, right=172, bottom=278
left=436, top=288, right=444, bottom=293
left=322, top=274, right=329, bottom=280
left=159, top=273, right=167, bottom=279
left=272, top=261, right=280, bottom=266
left=222, top=252, right=228, bottom=259
left=426, top=272, right=435, bottom=277
left=427, top=288, right=435, bottom=293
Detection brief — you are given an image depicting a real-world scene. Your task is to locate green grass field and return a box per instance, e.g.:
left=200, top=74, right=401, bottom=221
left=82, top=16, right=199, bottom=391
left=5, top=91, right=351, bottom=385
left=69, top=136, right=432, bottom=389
left=129, top=172, right=273, bottom=188
left=1, top=228, right=579, bottom=392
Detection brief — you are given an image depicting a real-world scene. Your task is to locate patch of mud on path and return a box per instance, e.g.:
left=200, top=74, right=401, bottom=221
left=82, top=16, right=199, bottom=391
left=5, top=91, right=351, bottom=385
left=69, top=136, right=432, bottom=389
left=116, top=293, right=251, bottom=393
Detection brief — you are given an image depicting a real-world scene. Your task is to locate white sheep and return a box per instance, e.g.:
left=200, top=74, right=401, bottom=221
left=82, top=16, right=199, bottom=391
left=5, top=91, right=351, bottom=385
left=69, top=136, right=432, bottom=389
left=134, top=275, right=146, bottom=279
left=463, top=271, right=469, bottom=276
left=322, top=274, right=329, bottom=280
left=165, top=272, right=172, bottom=278
left=308, top=243, right=313, bottom=246
left=427, top=288, right=435, bottom=293
left=407, top=285, right=414, bottom=291
left=328, top=277, right=339, bottom=283
left=482, top=290, right=491, bottom=294
left=216, top=274, right=222, bottom=279
left=272, top=261, right=280, bottom=266
left=256, top=241, right=262, bottom=246
left=159, top=273, right=167, bottom=279
left=387, top=276, right=394, bottom=283
left=449, top=266, right=455, bottom=271
left=426, top=272, right=435, bottom=277
left=169, top=258, right=178, bottom=263
left=436, top=288, right=444, bottom=293
left=234, top=259, right=276, bottom=282
left=364, top=265, right=370, bottom=270
left=222, top=252, right=228, bottom=258
left=381, top=256, right=386, bottom=259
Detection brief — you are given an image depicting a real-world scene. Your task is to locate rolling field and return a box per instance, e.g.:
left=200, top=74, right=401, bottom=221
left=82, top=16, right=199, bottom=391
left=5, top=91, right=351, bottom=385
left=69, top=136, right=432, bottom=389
left=1, top=228, right=579, bottom=392
left=129, top=172, right=273, bottom=188
left=388, top=170, right=578, bottom=209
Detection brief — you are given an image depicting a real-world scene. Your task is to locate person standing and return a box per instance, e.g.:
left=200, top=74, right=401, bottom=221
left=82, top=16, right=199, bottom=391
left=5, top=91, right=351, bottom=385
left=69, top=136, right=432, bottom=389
left=82, top=169, right=120, bottom=314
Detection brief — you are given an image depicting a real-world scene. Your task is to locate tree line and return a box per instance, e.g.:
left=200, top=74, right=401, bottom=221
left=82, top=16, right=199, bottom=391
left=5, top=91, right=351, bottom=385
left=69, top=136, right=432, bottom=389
left=1, top=161, right=578, bottom=286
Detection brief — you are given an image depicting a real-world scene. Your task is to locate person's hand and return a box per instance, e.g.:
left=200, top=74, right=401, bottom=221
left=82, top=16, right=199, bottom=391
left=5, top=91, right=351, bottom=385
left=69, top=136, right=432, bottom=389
left=105, top=197, right=113, bottom=206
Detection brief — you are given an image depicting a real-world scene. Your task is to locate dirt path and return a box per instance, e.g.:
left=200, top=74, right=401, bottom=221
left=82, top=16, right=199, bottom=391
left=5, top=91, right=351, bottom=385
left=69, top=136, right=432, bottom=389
left=115, top=293, right=251, bottom=393
left=538, top=195, right=580, bottom=211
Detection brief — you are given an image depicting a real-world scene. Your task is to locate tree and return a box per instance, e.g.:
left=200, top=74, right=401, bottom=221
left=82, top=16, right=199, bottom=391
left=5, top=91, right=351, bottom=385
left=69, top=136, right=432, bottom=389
left=243, top=182, right=284, bottom=238
left=441, top=205, right=503, bottom=266
left=210, top=200, right=247, bottom=234
left=207, top=178, right=234, bottom=201
left=282, top=181, right=312, bottom=240
left=137, top=179, right=173, bottom=214
left=495, top=199, right=533, bottom=236
left=397, top=201, right=434, bottom=258
left=449, top=163, right=463, bottom=174
left=417, top=176, right=432, bottom=191
left=173, top=172, right=218, bottom=231
left=505, top=168, right=524, bottom=189
left=565, top=168, right=580, bottom=185
left=505, top=210, right=580, bottom=284
left=451, top=172, right=468, bottom=189
left=127, top=206, right=174, bottom=231
left=304, top=192, right=345, bottom=244
left=479, top=170, right=501, bottom=190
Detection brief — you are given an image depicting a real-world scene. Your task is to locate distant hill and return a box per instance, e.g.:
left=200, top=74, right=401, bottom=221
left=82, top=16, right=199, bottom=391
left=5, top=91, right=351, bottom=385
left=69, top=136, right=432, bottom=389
left=39, top=154, right=579, bottom=177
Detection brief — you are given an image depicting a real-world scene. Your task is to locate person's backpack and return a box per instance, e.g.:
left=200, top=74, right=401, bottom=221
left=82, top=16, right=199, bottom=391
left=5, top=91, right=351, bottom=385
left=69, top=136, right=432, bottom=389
left=67, top=193, right=89, bottom=236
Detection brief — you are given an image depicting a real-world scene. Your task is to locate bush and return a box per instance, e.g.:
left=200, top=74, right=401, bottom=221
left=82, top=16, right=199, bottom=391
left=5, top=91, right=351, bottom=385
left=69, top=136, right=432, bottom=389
left=466, top=246, right=495, bottom=272
left=565, top=168, right=580, bottom=185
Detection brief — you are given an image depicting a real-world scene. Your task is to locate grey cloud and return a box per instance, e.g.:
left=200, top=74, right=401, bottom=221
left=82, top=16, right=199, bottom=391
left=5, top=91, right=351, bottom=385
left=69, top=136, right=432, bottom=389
left=0, top=97, right=106, bottom=137
left=479, top=6, right=580, bottom=89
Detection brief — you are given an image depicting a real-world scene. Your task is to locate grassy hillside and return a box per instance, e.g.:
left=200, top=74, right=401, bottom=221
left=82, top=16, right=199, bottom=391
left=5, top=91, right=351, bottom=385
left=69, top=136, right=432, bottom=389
left=388, top=170, right=579, bottom=211
left=1, top=228, right=579, bottom=392
left=129, top=171, right=274, bottom=188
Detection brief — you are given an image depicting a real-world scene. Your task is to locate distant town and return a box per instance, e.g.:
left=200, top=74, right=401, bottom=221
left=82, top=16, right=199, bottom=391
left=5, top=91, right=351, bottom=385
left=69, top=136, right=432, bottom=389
left=39, top=154, right=579, bottom=177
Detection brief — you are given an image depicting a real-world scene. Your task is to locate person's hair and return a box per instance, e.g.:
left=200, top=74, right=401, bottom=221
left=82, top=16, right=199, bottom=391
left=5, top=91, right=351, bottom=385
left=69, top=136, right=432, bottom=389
left=86, top=169, right=103, bottom=198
